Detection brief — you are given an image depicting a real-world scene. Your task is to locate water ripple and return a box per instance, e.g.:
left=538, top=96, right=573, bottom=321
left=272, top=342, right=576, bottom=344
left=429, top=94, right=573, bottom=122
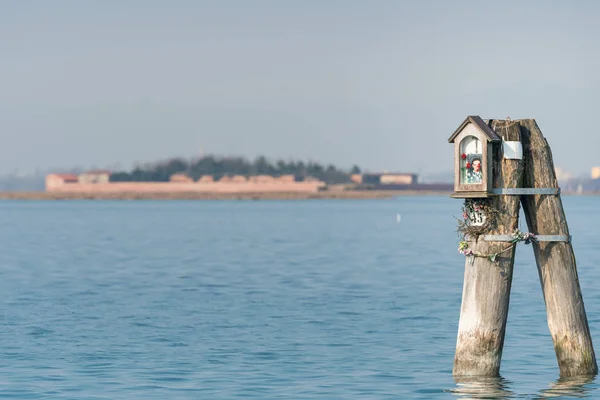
left=0, top=198, right=598, bottom=398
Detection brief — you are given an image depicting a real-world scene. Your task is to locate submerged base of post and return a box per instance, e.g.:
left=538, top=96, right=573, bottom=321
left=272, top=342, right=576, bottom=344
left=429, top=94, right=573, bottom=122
left=453, top=241, right=516, bottom=376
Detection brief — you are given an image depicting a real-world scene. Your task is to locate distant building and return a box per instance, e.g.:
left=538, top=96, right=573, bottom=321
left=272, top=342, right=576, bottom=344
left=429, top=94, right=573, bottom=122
left=592, top=167, right=600, bottom=180
left=361, top=173, right=418, bottom=185
left=231, top=175, right=247, bottom=183
left=169, top=173, right=193, bottom=183
left=555, top=167, right=573, bottom=183
left=45, top=173, right=79, bottom=190
left=198, top=175, right=214, bottom=183
left=250, top=175, right=275, bottom=183
left=350, top=174, right=363, bottom=184
left=79, top=170, right=111, bottom=184
left=277, top=174, right=295, bottom=182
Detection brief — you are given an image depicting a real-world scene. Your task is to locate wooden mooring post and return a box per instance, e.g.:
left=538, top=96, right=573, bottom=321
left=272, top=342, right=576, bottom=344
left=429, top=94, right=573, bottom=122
left=450, top=118, right=523, bottom=376
left=448, top=116, right=597, bottom=378
left=519, top=119, right=597, bottom=377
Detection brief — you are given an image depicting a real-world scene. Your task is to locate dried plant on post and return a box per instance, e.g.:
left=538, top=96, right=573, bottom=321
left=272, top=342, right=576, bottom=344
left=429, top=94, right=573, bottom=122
left=456, top=198, right=539, bottom=265
left=456, top=198, right=498, bottom=241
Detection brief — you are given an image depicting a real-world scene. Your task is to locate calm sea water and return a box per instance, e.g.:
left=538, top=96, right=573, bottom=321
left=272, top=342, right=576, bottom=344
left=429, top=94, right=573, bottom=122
left=1, top=197, right=600, bottom=399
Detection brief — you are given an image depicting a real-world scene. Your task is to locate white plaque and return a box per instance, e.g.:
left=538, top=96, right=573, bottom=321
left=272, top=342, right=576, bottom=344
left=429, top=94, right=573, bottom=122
left=469, top=210, right=486, bottom=227
left=503, top=141, right=523, bottom=160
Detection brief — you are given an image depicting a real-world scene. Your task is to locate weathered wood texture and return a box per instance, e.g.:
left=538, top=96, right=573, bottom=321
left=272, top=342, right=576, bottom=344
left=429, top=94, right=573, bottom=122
left=453, top=120, right=523, bottom=376
left=519, top=119, right=597, bottom=377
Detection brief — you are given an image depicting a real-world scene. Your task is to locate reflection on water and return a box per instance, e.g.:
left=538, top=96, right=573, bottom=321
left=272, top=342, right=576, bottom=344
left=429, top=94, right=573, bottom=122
left=534, top=375, right=596, bottom=399
left=448, top=375, right=597, bottom=399
left=448, top=376, right=514, bottom=399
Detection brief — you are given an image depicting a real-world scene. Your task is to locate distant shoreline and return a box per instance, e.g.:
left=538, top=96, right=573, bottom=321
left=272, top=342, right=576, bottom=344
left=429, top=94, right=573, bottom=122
left=0, top=190, right=595, bottom=200
left=0, top=190, right=452, bottom=200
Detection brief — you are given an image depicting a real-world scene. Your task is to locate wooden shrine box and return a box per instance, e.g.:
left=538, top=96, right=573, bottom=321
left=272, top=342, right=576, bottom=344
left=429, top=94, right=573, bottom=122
left=448, top=116, right=501, bottom=198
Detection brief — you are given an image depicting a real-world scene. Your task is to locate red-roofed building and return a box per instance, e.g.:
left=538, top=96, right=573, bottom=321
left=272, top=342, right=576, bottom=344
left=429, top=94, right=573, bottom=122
left=198, top=175, right=214, bottom=183
left=169, top=173, right=193, bottom=183
left=45, top=173, right=79, bottom=190
left=79, top=170, right=112, bottom=184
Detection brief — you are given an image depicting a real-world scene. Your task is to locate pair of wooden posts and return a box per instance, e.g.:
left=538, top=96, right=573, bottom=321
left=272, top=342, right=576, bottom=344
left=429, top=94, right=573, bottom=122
left=449, top=116, right=597, bottom=378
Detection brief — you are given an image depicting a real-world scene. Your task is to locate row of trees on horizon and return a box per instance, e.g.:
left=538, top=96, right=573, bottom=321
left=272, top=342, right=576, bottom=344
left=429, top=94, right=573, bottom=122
left=109, top=155, right=362, bottom=184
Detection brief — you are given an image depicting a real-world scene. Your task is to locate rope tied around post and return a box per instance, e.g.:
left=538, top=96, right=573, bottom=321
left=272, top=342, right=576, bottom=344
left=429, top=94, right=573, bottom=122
left=458, top=229, right=537, bottom=265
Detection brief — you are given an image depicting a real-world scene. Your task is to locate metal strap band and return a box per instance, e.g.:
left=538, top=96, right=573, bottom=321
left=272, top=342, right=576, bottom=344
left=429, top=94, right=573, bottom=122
left=491, top=188, right=560, bottom=195
left=481, top=234, right=571, bottom=243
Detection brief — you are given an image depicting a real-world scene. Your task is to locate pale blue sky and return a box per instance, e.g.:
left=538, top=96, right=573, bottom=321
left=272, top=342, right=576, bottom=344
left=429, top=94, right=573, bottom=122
left=1, top=0, right=599, bottom=177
